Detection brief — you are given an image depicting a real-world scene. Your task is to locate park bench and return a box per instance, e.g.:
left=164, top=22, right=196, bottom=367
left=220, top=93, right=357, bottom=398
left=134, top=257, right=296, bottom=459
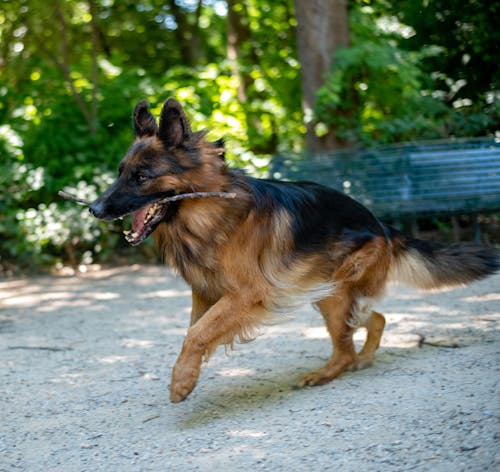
left=270, top=138, right=500, bottom=241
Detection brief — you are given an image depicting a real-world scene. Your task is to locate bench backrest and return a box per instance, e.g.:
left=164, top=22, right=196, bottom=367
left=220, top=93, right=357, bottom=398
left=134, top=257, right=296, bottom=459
left=270, top=139, right=500, bottom=219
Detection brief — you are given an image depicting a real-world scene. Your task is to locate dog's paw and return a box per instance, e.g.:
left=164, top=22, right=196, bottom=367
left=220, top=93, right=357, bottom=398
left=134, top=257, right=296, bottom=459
left=297, top=368, right=335, bottom=388
left=170, top=361, right=201, bottom=403
left=354, top=355, right=374, bottom=370
left=170, top=381, right=195, bottom=403
left=298, top=356, right=357, bottom=388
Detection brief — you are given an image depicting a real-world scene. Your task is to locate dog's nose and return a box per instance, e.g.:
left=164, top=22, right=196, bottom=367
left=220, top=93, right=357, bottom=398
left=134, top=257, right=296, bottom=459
left=89, top=202, right=103, bottom=218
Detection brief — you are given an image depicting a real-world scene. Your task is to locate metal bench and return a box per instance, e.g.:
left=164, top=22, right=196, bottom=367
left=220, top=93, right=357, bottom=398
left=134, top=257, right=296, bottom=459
left=270, top=138, right=500, bottom=241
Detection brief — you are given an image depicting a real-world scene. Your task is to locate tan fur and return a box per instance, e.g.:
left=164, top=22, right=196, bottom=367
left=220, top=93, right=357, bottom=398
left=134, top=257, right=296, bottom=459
left=388, top=248, right=436, bottom=289
left=92, top=99, right=498, bottom=403
left=152, top=151, right=395, bottom=400
left=141, top=137, right=399, bottom=402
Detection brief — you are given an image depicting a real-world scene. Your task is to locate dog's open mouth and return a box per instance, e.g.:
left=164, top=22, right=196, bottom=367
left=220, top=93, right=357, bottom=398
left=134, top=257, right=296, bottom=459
left=123, top=201, right=171, bottom=246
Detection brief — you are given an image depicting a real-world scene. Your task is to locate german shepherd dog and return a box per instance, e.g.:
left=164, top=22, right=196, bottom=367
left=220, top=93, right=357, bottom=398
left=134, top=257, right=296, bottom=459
left=90, top=98, right=499, bottom=403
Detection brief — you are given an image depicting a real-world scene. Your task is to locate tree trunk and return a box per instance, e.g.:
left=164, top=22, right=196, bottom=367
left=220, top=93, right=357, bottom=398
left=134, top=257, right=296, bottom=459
left=88, top=0, right=100, bottom=134
left=167, top=0, right=204, bottom=67
left=227, top=0, right=258, bottom=104
left=53, top=0, right=98, bottom=136
left=294, top=0, right=349, bottom=153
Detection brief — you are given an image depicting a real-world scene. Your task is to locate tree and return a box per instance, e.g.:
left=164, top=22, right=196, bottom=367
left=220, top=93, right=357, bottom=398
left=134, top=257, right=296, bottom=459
left=391, top=0, right=499, bottom=105
left=294, top=0, right=349, bottom=153
left=227, top=0, right=258, bottom=104
left=1, top=0, right=498, bottom=271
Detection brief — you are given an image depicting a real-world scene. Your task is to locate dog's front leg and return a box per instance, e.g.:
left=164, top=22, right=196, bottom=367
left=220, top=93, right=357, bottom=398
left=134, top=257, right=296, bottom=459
left=170, top=294, right=260, bottom=403
left=189, top=289, right=214, bottom=327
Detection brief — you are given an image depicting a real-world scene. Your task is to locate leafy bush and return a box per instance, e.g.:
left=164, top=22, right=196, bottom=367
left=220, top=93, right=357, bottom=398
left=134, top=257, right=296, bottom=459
left=1, top=1, right=497, bottom=272
left=315, top=8, right=450, bottom=146
left=315, top=6, right=498, bottom=146
left=0, top=63, right=289, bottom=272
left=0, top=69, right=155, bottom=272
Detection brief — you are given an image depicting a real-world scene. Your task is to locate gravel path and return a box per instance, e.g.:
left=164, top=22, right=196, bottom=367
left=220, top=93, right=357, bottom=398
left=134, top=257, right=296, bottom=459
left=1, top=265, right=499, bottom=471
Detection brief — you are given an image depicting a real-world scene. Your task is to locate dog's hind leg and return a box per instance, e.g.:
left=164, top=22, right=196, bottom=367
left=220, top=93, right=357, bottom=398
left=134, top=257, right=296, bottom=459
left=298, top=236, right=390, bottom=387
left=356, top=310, right=385, bottom=369
left=298, top=290, right=358, bottom=387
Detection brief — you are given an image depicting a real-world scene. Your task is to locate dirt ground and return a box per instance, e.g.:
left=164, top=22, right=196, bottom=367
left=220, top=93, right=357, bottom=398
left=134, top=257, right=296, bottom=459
left=0, top=264, right=499, bottom=471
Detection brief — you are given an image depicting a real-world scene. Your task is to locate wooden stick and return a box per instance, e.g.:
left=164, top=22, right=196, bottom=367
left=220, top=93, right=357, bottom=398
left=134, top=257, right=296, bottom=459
left=58, top=189, right=237, bottom=206
left=155, top=191, right=237, bottom=204
left=58, top=190, right=92, bottom=205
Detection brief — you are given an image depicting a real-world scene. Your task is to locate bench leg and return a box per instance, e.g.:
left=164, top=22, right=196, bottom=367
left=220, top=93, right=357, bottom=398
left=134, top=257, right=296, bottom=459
left=451, top=215, right=461, bottom=242
left=472, top=213, right=481, bottom=242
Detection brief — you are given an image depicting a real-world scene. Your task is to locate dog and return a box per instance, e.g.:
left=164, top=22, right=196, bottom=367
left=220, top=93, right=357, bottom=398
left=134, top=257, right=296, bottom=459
left=89, top=98, right=499, bottom=403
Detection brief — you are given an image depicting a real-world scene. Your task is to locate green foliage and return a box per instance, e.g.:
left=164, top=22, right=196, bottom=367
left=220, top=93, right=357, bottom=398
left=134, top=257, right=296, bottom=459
left=316, top=7, right=445, bottom=145
left=0, top=123, right=121, bottom=270
left=388, top=0, right=500, bottom=104
left=0, top=0, right=303, bottom=271
left=315, top=3, right=499, bottom=146
left=0, top=0, right=497, bottom=272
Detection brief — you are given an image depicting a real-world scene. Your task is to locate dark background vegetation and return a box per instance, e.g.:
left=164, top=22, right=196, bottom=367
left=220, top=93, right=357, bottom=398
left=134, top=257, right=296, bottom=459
left=0, top=0, right=498, bottom=274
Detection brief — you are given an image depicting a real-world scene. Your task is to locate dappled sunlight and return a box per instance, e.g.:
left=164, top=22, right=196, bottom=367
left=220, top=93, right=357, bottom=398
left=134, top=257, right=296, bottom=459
left=385, top=312, right=432, bottom=322
left=1, top=290, right=75, bottom=307
left=381, top=332, right=423, bottom=348
left=98, top=355, right=133, bottom=364
left=259, top=322, right=301, bottom=338
left=462, top=293, right=500, bottom=302
left=79, top=265, right=144, bottom=280
left=228, top=430, right=267, bottom=438
left=302, top=326, right=329, bottom=340
left=216, top=367, right=256, bottom=378
left=121, top=338, right=155, bottom=349
left=49, top=373, right=84, bottom=385
left=1, top=286, right=120, bottom=312
left=0, top=279, right=28, bottom=293
left=139, top=289, right=191, bottom=299
left=385, top=313, right=471, bottom=331
left=403, top=304, right=460, bottom=315
left=160, top=327, right=189, bottom=337
left=88, top=292, right=120, bottom=301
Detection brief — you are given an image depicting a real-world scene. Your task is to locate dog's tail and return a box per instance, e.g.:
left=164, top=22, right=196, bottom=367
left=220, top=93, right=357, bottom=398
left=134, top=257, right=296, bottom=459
left=386, top=225, right=499, bottom=289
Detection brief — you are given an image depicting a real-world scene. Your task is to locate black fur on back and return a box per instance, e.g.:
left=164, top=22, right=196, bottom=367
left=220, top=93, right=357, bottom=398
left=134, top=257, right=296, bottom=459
left=244, top=177, right=387, bottom=253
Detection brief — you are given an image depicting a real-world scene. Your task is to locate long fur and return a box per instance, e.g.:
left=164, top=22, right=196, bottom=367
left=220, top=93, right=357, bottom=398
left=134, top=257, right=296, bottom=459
left=388, top=226, right=499, bottom=289
left=90, top=98, right=500, bottom=402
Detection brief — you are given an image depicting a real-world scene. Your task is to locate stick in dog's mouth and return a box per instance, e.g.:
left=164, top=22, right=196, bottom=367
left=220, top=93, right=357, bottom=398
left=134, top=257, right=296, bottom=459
left=58, top=189, right=237, bottom=207
left=58, top=190, right=92, bottom=205
left=58, top=189, right=238, bottom=245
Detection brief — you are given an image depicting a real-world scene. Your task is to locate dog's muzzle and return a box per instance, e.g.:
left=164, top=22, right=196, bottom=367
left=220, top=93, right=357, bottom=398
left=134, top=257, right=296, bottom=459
left=89, top=201, right=105, bottom=219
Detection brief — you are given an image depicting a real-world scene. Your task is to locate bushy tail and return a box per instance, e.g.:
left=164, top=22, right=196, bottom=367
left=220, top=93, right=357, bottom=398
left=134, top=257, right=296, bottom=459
left=386, top=226, right=499, bottom=290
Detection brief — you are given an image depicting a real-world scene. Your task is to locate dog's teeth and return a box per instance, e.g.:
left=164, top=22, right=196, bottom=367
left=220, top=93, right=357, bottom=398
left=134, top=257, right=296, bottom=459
left=124, top=230, right=139, bottom=242
left=145, top=203, right=160, bottom=223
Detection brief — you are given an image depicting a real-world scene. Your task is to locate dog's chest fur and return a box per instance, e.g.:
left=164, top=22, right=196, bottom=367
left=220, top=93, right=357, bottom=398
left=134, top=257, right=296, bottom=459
left=152, top=198, right=247, bottom=294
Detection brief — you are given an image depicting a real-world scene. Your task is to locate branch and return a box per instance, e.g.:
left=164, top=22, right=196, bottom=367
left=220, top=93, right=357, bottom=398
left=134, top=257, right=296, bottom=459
left=58, top=190, right=237, bottom=207
left=58, top=190, right=93, bottom=205
left=155, top=191, right=237, bottom=204
left=416, top=333, right=460, bottom=349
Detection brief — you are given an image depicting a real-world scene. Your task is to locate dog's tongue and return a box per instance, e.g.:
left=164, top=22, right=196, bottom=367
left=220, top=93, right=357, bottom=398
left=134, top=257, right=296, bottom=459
left=132, top=206, right=149, bottom=234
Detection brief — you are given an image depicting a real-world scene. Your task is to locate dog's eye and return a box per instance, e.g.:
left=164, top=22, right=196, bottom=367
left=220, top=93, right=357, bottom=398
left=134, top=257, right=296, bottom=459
left=136, top=174, right=149, bottom=184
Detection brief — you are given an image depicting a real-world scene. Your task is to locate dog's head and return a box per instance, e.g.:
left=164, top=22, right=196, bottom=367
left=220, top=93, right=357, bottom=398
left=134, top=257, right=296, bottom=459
left=89, top=98, right=226, bottom=245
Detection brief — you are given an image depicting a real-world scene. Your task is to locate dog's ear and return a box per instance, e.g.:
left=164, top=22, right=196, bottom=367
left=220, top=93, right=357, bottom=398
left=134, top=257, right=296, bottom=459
left=211, top=137, right=225, bottom=161
left=158, top=98, right=192, bottom=147
left=133, top=100, right=158, bottom=137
